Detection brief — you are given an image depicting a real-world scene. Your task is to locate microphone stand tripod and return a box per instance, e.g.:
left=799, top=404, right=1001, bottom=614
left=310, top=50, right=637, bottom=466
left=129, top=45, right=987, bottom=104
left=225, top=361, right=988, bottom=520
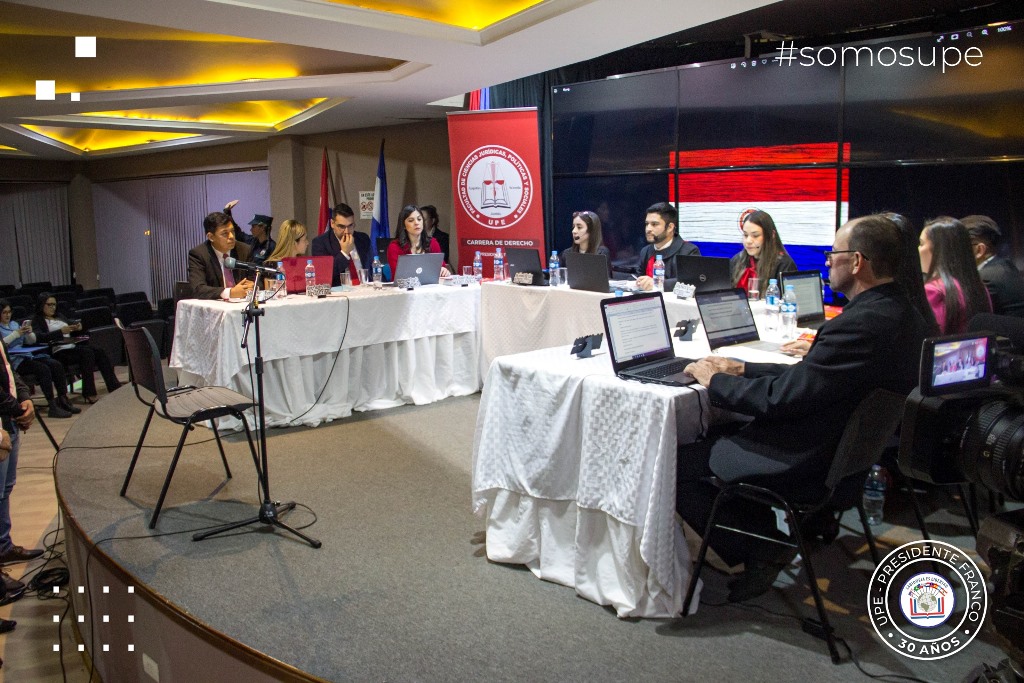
left=194, top=273, right=321, bottom=548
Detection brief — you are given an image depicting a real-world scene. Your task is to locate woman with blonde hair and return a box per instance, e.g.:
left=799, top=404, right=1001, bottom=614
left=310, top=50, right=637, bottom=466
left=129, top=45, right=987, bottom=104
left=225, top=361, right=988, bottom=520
left=265, top=219, right=308, bottom=266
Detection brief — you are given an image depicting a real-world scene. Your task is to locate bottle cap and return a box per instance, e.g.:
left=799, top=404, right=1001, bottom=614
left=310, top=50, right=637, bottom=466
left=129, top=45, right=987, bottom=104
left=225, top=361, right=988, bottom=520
left=769, top=278, right=777, bottom=284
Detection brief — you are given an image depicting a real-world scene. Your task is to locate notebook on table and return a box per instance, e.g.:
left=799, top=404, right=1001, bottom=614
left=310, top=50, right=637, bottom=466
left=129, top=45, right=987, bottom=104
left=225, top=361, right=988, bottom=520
left=781, top=269, right=827, bottom=329
left=281, top=256, right=332, bottom=294
left=392, top=253, right=445, bottom=285
left=599, top=291, right=697, bottom=386
left=694, top=288, right=782, bottom=353
left=674, top=256, right=733, bottom=293
left=566, top=251, right=611, bottom=293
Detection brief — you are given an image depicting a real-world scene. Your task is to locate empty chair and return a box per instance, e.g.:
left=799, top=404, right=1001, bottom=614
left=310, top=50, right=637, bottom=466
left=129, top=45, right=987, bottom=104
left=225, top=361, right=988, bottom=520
left=118, top=325, right=259, bottom=528
left=681, top=389, right=907, bottom=664
left=115, top=291, right=150, bottom=306
left=82, top=288, right=116, bottom=308
left=116, top=301, right=166, bottom=358
left=75, top=296, right=109, bottom=312
left=75, top=306, right=115, bottom=331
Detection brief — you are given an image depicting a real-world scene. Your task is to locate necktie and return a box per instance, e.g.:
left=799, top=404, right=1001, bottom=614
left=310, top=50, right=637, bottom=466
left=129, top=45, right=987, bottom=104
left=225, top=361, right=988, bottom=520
left=222, top=254, right=235, bottom=287
left=348, top=260, right=360, bottom=285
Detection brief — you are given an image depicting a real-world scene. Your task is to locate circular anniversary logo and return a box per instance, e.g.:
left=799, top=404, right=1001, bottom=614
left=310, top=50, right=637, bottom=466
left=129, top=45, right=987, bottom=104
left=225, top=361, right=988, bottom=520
left=867, top=540, right=987, bottom=660
left=456, top=145, right=533, bottom=229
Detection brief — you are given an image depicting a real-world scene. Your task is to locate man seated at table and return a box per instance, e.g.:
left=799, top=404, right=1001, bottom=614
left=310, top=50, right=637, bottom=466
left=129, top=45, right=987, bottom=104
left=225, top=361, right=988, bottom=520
left=636, top=201, right=700, bottom=291
left=187, top=212, right=255, bottom=300
left=677, top=214, right=928, bottom=602
left=312, top=203, right=373, bottom=287
left=962, top=214, right=1024, bottom=317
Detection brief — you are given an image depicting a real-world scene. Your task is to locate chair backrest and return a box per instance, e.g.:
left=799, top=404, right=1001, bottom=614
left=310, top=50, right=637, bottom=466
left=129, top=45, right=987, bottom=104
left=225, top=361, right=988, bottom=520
left=116, top=301, right=157, bottom=327
left=825, top=389, right=907, bottom=491
left=116, top=291, right=150, bottom=305
left=75, top=296, right=109, bottom=311
left=76, top=306, right=115, bottom=331
left=120, top=325, right=168, bottom=405
left=173, top=281, right=192, bottom=303
left=83, top=288, right=116, bottom=306
left=156, top=297, right=176, bottom=320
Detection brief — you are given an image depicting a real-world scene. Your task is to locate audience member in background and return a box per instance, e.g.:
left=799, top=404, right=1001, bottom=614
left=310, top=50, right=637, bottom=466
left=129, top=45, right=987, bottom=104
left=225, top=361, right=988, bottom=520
left=187, top=212, right=254, bottom=300
left=919, top=216, right=992, bottom=334
left=561, top=210, right=611, bottom=276
left=264, top=220, right=309, bottom=267
left=419, top=205, right=451, bottom=267
left=223, top=200, right=276, bottom=264
left=386, top=205, right=451, bottom=278
left=1, top=300, right=77, bottom=418
left=312, top=203, right=373, bottom=287
left=636, top=201, right=700, bottom=292
left=678, top=214, right=928, bottom=602
left=961, top=214, right=1024, bottom=317
left=30, top=294, right=121, bottom=404
left=729, top=209, right=796, bottom=298
left=1, top=340, right=43, bottom=605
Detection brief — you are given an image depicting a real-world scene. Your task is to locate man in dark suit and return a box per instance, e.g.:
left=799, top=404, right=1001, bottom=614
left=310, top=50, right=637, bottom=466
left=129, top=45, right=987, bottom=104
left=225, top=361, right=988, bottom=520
left=635, top=201, right=700, bottom=291
left=677, top=214, right=928, bottom=601
left=187, top=212, right=255, bottom=300
left=962, top=215, right=1024, bottom=317
left=311, top=203, right=373, bottom=287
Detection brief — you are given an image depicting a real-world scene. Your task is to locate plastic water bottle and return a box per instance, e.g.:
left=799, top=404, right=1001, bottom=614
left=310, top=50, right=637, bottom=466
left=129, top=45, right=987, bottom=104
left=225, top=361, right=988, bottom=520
left=304, top=258, right=316, bottom=295
left=863, top=465, right=887, bottom=526
left=275, top=263, right=287, bottom=299
left=764, top=278, right=781, bottom=334
left=652, top=254, right=665, bottom=291
left=549, top=250, right=560, bottom=286
left=372, top=256, right=383, bottom=290
left=494, top=248, right=505, bottom=281
left=473, top=251, right=483, bottom=283
left=781, top=283, right=798, bottom=340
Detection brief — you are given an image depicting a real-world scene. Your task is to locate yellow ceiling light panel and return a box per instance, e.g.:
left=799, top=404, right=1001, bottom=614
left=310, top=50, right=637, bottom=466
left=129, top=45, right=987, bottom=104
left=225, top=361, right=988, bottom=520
left=21, top=125, right=199, bottom=152
left=79, top=99, right=327, bottom=128
left=326, top=0, right=544, bottom=29
left=0, top=144, right=17, bottom=151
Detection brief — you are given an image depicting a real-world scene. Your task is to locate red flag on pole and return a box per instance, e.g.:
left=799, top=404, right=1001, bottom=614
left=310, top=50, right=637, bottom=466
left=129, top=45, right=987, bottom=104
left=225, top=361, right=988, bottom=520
left=318, top=148, right=330, bottom=235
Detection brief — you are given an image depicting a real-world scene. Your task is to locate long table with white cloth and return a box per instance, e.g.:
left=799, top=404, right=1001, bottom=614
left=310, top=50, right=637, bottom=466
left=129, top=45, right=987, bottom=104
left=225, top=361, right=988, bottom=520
left=170, top=285, right=481, bottom=429
left=473, top=293, right=799, bottom=618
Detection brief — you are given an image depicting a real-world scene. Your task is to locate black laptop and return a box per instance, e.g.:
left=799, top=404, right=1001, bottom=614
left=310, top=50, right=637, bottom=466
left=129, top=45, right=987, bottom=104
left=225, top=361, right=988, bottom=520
left=781, top=269, right=827, bottom=329
left=675, top=256, right=733, bottom=293
left=506, top=247, right=545, bottom=285
left=566, top=251, right=612, bottom=293
left=600, top=291, right=697, bottom=386
left=694, top=288, right=781, bottom=353
left=392, top=253, right=445, bottom=285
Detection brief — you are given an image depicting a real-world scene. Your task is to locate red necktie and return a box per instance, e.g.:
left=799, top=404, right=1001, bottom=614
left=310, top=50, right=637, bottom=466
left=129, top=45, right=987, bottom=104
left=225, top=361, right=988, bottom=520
left=348, top=260, right=360, bottom=285
left=222, top=255, right=235, bottom=287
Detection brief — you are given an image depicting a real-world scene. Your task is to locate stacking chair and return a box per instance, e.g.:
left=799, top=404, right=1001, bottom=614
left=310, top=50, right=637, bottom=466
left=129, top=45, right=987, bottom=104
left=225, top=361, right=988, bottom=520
left=681, top=389, right=906, bottom=664
left=119, top=325, right=259, bottom=528
left=116, top=301, right=167, bottom=358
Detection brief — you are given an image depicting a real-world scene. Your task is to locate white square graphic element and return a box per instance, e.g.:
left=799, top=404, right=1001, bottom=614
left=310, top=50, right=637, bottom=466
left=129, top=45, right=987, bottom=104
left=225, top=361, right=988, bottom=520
left=75, top=36, right=96, bottom=58
left=71, top=92, right=80, bottom=102
left=36, top=81, right=55, bottom=100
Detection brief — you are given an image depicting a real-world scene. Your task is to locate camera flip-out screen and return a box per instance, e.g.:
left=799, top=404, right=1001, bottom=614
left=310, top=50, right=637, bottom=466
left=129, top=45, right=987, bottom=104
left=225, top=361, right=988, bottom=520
left=920, top=332, right=994, bottom=396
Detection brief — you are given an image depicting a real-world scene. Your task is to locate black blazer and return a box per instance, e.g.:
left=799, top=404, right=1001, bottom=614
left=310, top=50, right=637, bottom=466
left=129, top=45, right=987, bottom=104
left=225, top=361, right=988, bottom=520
left=980, top=256, right=1024, bottom=317
left=187, top=241, right=253, bottom=300
left=311, top=230, right=373, bottom=287
left=637, top=236, right=701, bottom=279
left=704, top=282, right=928, bottom=488
left=1, top=343, right=30, bottom=431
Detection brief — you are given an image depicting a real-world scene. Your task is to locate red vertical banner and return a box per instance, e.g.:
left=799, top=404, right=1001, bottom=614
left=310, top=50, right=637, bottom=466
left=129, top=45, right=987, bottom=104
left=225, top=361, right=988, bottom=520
left=447, top=109, right=545, bottom=276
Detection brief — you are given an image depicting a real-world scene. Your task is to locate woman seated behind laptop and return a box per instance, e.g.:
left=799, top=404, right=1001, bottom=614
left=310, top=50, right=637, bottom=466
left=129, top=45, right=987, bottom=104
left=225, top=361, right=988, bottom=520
left=730, top=209, right=796, bottom=299
left=386, top=205, right=451, bottom=279
left=263, top=219, right=308, bottom=268
left=561, top=210, right=611, bottom=277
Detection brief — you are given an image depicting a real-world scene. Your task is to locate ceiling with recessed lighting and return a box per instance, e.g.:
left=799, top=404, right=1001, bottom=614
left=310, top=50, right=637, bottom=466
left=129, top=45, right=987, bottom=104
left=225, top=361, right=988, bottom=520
left=0, top=0, right=777, bottom=159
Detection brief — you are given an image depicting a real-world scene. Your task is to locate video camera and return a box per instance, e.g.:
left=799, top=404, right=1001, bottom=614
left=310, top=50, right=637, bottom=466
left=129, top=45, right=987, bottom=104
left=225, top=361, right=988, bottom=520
left=899, top=314, right=1024, bottom=672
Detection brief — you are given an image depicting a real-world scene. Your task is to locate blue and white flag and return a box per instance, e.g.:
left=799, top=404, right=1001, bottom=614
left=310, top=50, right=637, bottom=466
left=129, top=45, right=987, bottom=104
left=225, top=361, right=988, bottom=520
left=370, top=140, right=389, bottom=246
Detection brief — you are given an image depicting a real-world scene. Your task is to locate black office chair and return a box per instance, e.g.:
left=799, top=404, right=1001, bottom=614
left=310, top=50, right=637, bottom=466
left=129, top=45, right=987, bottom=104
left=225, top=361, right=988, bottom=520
left=116, top=301, right=167, bottom=359
left=115, top=291, right=149, bottom=305
left=681, top=388, right=906, bottom=664
left=119, top=326, right=259, bottom=528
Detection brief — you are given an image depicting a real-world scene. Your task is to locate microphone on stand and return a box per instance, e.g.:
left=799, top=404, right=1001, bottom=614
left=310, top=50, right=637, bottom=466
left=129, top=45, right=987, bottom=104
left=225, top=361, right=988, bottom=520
left=224, top=256, right=279, bottom=276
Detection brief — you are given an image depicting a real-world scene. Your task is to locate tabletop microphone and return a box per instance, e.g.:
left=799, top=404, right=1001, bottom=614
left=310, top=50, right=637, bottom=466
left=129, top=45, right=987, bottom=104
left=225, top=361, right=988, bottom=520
left=224, top=256, right=279, bottom=276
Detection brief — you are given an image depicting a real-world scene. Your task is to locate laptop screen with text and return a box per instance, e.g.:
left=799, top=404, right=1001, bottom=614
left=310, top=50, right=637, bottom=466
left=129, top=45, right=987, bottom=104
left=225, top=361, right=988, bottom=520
left=697, top=289, right=760, bottom=349
left=603, top=294, right=673, bottom=364
left=782, top=270, right=825, bottom=322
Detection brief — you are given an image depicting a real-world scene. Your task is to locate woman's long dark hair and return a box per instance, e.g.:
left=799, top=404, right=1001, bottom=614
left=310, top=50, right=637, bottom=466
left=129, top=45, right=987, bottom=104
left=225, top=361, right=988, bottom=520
left=568, top=211, right=604, bottom=254
left=395, top=205, right=431, bottom=252
left=922, top=216, right=992, bottom=333
left=730, top=210, right=788, bottom=296
left=884, top=212, right=940, bottom=336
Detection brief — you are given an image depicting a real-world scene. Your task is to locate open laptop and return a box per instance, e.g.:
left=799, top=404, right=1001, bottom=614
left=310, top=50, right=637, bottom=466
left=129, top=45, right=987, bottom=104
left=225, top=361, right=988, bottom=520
left=600, top=291, right=697, bottom=386
left=281, top=255, right=332, bottom=294
left=566, top=251, right=612, bottom=293
left=781, top=269, right=827, bottom=329
left=694, top=288, right=782, bottom=353
left=392, top=253, right=445, bottom=285
left=675, top=255, right=733, bottom=293
left=506, top=247, right=545, bottom=284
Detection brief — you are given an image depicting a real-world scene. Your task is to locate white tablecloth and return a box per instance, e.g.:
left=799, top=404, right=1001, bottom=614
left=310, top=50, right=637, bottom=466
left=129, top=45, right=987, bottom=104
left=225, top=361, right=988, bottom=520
left=170, top=285, right=482, bottom=428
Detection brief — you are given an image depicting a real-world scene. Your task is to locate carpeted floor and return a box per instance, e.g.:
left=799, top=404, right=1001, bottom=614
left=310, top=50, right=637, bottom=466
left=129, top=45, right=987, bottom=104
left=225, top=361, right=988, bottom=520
left=54, top=387, right=1011, bottom=682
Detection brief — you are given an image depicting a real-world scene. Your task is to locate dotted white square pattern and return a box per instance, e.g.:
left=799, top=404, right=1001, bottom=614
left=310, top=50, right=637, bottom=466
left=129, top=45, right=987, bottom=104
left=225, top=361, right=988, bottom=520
left=78, top=586, right=84, bottom=594
left=53, top=645, right=60, bottom=652
left=103, top=644, right=109, bottom=652
left=128, top=586, right=135, bottom=594
left=35, top=80, right=55, bottom=100
left=78, top=615, right=84, bottom=623
left=78, top=644, right=85, bottom=652
left=75, top=36, right=96, bottom=58
left=128, top=644, right=135, bottom=652
left=103, top=586, right=109, bottom=594
left=71, top=92, right=80, bottom=102
left=103, top=615, right=109, bottom=623
left=53, top=615, right=60, bottom=623
left=128, top=615, right=135, bottom=623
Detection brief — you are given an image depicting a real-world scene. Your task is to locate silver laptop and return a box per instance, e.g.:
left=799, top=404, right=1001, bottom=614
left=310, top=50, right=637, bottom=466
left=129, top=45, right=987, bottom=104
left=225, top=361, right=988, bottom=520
left=599, top=291, right=697, bottom=386
left=392, top=253, right=444, bottom=285
left=781, top=270, right=827, bottom=329
left=694, top=288, right=781, bottom=353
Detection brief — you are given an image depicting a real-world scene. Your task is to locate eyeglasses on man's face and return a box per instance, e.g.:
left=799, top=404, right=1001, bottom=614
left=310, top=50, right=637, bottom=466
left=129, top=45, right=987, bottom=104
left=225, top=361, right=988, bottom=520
left=824, top=249, right=863, bottom=263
